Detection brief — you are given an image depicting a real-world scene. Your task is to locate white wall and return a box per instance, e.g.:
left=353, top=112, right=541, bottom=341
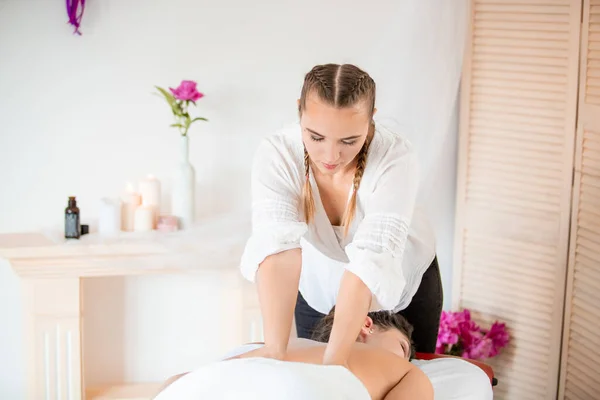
left=0, top=0, right=466, bottom=397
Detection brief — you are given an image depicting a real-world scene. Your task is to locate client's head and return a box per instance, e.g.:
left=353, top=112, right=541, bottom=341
left=311, top=307, right=414, bottom=360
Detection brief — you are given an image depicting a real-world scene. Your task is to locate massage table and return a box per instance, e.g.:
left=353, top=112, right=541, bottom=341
left=415, top=352, right=497, bottom=387
left=153, top=344, right=496, bottom=400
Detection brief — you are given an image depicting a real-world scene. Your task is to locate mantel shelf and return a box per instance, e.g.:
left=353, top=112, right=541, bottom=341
left=0, top=212, right=251, bottom=279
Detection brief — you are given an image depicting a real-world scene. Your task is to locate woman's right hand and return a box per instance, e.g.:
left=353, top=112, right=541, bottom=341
left=232, top=344, right=286, bottom=361
left=253, top=345, right=287, bottom=361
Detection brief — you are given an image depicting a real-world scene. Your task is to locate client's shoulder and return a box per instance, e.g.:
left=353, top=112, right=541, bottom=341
left=350, top=343, right=413, bottom=373
left=348, top=344, right=420, bottom=400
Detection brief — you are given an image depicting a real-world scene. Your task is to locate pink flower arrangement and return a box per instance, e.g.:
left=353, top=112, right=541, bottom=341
left=436, top=309, right=510, bottom=361
left=169, top=80, right=204, bottom=102
left=155, top=80, right=208, bottom=136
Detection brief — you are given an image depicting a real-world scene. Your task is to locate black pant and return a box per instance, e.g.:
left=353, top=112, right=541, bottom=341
left=294, top=256, right=443, bottom=353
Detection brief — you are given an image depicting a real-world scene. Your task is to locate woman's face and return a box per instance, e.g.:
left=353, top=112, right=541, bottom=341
left=299, top=93, right=373, bottom=176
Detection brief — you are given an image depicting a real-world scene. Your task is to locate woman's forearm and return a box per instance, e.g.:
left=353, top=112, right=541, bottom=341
left=323, top=270, right=371, bottom=365
left=256, top=248, right=302, bottom=355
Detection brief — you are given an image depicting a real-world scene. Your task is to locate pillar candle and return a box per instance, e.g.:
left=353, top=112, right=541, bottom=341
left=139, top=174, right=161, bottom=227
left=134, top=205, right=154, bottom=232
left=98, top=197, right=122, bottom=236
left=121, top=183, right=141, bottom=232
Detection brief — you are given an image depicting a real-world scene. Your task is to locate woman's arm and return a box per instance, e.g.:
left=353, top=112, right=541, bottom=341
left=239, top=138, right=308, bottom=357
left=322, top=270, right=371, bottom=365
left=384, top=366, right=433, bottom=400
left=256, top=248, right=302, bottom=359
left=325, top=143, right=420, bottom=365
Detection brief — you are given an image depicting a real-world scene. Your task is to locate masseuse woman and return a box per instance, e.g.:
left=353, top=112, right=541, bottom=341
left=240, top=63, right=442, bottom=366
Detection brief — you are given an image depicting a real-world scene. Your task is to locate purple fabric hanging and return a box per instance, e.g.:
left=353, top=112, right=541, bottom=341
left=66, top=0, right=86, bottom=35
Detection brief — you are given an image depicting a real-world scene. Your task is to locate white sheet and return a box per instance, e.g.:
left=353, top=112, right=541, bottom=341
left=412, top=358, right=493, bottom=400
left=155, top=344, right=493, bottom=400
left=154, top=357, right=370, bottom=400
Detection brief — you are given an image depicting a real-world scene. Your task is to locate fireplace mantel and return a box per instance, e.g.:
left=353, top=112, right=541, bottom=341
left=0, top=212, right=251, bottom=278
left=0, top=212, right=253, bottom=400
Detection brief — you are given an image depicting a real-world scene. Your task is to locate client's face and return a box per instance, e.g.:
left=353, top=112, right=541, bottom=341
left=366, top=328, right=411, bottom=360
left=357, top=318, right=411, bottom=360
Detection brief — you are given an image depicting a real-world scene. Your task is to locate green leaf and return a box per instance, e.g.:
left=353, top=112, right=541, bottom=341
left=191, top=117, right=208, bottom=123
left=170, top=123, right=183, bottom=128
left=155, top=86, right=175, bottom=106
left=155, top=86, right=182, bottom=116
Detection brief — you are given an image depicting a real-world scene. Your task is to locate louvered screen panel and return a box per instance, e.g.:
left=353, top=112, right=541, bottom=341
left=454, top=1, right=582, bottom=399
left=559, top=1, right=600, bottom=399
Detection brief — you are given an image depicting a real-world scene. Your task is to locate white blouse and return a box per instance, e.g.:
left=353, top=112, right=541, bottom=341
left=240, top=121, right=436, bottom=314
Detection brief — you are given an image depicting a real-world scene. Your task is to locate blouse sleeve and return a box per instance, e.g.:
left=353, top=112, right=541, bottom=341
left=239, top=138, right=308, bottom=282
left=344, top=143, right=419, bottom=310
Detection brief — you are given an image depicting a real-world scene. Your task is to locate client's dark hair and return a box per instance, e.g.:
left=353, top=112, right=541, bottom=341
left=311, top=307, right=415, bottom=358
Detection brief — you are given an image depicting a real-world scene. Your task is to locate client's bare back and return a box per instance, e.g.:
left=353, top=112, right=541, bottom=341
left=234, top=339, right=432, bottom=400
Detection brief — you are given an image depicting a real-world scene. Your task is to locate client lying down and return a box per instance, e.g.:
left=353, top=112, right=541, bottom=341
left=154, top=310, right=492, bottom=400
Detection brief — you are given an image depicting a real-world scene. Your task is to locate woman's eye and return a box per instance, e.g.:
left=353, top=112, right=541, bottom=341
left=342, top=141, right=357, bottom=146
left=311, top=136, right=324, bottom=142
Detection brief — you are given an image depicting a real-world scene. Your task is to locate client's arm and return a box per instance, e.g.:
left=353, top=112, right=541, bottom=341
left=256, top=249, right=302, bottom=360
left=384, top=366, right=433, bottom=400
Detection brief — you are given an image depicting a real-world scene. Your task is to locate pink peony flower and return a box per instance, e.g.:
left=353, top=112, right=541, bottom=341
left=436, top=311, right=462, bottom=354
left=485, top=322, right=510, bottom=357
left=463, top=337, right=494, bottom=359
left=435, top=309, right=510, bottom=360
left=169, top=80, right=204, bottom=102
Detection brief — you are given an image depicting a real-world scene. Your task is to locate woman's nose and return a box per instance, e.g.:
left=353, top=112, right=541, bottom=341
left=324, top=145, right=340, bottom=162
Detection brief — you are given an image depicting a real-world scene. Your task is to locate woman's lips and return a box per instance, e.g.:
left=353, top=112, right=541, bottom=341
left=322, top=162, right=339, bottom=170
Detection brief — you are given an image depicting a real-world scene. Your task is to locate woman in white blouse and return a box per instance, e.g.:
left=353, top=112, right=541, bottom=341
left=240, top=63, right=442, bottom=366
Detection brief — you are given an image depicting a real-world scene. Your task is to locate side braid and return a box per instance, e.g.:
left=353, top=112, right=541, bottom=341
left=347, top=73, right=368, bottom=101
left=314, top=67, right=334, bottom=91
left=341, top=127, right=372, bottom=237
left=302, top=147, right=316, bottom=223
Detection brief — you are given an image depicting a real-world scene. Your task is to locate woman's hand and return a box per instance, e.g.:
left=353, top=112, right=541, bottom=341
left=322, top=354, right=349, bottom=369
left=322, top=270, right=372, bottom=367
left=247, top=345, right=287, bottom=361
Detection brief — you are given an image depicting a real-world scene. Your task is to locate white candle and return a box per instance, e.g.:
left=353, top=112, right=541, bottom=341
left=121, top=183, right=141, bottom=232
left=98, top=197, right=122, bottom=236
left=139, top=174, right=161, bottom=227
left=134, top=205, right=154, bottom=232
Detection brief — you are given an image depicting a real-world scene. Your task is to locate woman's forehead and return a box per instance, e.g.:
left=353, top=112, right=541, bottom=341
left=301, top=112, right=370, bottom=139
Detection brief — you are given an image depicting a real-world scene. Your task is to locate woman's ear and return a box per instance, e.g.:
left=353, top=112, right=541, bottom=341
left=357, top=316, right=375, bottom=343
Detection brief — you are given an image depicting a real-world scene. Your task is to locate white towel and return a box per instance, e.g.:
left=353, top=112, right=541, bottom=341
left=154, top=357, right=370, bottom=400
left=156, top=344, right=493, bottom=400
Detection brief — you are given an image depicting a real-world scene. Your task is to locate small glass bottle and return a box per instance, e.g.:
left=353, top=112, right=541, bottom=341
left=65, top=196, right=81, bottom=239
